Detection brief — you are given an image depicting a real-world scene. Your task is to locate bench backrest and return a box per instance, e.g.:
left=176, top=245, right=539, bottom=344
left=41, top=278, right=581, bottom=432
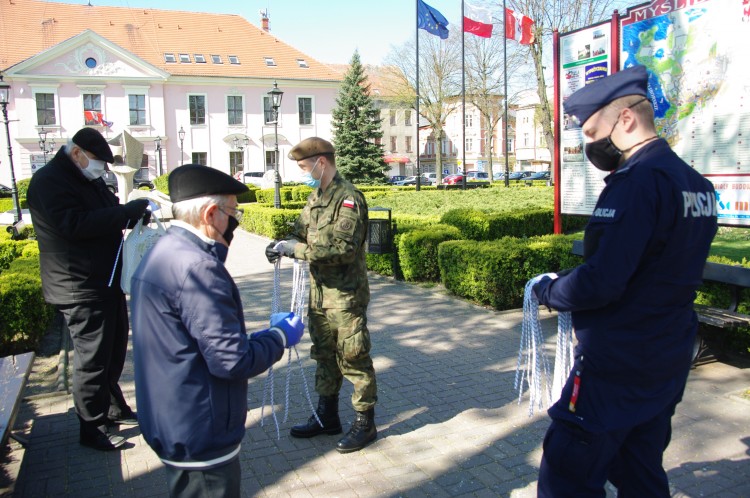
left=570, top=239, right=750, bottom=287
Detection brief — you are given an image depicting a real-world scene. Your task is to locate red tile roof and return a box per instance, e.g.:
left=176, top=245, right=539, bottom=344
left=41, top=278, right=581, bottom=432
left=0, top=0, right=342, bottom=81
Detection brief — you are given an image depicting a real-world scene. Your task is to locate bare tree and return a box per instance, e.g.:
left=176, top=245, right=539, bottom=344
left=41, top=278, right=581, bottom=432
left=383, top=32, right=462, bottom=186
left=506, top=0, right=622, bottom=178
left=464, top=33, right=527, bottom=182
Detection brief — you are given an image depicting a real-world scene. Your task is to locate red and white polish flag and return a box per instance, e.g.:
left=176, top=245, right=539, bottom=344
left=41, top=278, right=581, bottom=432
left=504, top=8, right=535, bottom=45
left=463, top=2, right=494, bottom=38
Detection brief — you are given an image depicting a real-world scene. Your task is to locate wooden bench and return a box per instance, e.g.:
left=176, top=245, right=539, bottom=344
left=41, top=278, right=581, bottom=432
left=0, top=352, right=35, bottom=448
left=570, top=240, right=750, bottom=364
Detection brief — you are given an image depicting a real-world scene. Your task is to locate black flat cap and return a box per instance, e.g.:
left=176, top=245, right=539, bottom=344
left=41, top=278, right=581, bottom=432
left=564, top=65, right=649, bottom=127
left=288, top=137, right=335, bottom=161
left=72, top=128, right=115, bottom=163
left=169, top=164, right=249, bottom=203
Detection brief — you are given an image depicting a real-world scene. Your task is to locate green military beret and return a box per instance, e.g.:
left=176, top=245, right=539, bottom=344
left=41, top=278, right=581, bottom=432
left=288, top=137, right=335, bottom=161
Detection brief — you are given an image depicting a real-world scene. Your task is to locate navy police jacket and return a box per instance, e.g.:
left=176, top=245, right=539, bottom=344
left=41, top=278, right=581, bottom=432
left=131, top=226, right=285, bottom=468
left=534, top=139, right=717, bottom=432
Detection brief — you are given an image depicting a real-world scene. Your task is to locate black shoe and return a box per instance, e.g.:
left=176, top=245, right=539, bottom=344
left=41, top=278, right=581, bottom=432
left=108, top=411, right=138, bottom=426
left=290, top=395, right=342, bottom=438
left=336, top=408, right=377, bottom=453
left=80, top=426, right=126, bottom=451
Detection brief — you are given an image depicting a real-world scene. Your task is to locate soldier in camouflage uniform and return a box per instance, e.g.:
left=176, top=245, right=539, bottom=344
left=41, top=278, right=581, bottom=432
left=265, top=137, right=378, bottom=453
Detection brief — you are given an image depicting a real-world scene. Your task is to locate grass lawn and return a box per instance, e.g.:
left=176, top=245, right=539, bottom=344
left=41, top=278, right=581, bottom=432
left=710, top=226, right=750, bottom=263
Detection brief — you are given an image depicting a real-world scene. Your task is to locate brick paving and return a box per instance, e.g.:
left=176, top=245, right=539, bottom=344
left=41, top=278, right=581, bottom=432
left=4, top=228, right=750, bottom=497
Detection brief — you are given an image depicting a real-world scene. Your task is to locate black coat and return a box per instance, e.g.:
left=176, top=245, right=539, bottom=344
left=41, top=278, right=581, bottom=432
left=27, top=147, right=132, bottom=305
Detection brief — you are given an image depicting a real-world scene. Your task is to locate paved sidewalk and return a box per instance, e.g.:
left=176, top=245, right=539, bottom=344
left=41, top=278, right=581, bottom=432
left=4, top=228, right=750, bottom=497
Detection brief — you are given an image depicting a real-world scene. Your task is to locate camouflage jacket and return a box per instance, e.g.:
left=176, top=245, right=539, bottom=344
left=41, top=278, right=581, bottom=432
left=289, top=172, right=370, bottom=309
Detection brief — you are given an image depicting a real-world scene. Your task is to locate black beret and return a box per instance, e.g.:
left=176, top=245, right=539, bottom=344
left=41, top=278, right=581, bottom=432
left=288, top=137, right=335, bottom=161
left=564, top=65, right=649, bottom=127
left=72, top=127, right=115, bottom=163
left=168, top=164, right=249, bottom=203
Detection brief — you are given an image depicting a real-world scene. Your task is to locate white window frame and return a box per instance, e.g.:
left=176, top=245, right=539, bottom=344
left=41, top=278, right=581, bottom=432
left=77, top=85, right=107, bottom=128
left=226, top=94, right=244, bottom=126
left=188, top=94, right=208, bottom=126
left=262, top=95, right=280, bottom=126
left=297, top=95, right=314, bottom=126
left=123, top=85, right=151, bottom=129
left=30, top=84, right=60, bottom=128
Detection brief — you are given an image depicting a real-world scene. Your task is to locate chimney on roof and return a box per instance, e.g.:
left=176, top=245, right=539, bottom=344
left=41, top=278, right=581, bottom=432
left=259, top=9, right=269, bottom=32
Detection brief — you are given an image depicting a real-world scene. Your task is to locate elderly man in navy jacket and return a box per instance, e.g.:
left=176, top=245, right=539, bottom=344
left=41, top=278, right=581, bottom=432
left=533, top=66, right=718, bottom=497
left=131, top=165, right=303, bottom=498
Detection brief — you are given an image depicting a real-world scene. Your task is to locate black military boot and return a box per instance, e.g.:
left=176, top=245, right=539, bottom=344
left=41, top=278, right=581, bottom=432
left=290, top=395, right=342, bottom=438
left=336, top=408, right=377, bottom=453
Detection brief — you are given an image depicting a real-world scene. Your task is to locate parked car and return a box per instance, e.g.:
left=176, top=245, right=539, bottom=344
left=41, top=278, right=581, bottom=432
left=0, top=183, right=11, bottom=195
left=394, top=175, right=419, bottom=186
left=102, top=168, right=154, bottom=194
left=493, top=172, right=505, bottom=181
left=465, top=170, right=489, bottom=182
left=241, top=171, right=265, bottom=187
left=442, top=174, right=464, bottom=185
left=388, top=175, right=407, bottom=184
left=421, top=172, right=437, bottom=185
left=528, top=171, right=550, bottom=181
left=507, top=171, right=525, bottom=180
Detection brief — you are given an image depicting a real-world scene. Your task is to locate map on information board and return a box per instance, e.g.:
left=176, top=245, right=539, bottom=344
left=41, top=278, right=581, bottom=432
left=622, top=0, right=750, bottom=224
left=557, top=0, right=750, bottom=225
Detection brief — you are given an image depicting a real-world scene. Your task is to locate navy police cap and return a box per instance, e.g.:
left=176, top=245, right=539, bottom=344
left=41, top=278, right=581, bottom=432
left=169, top=164, right=248, bottom=203
left=564, top=65, right=649, bottom=127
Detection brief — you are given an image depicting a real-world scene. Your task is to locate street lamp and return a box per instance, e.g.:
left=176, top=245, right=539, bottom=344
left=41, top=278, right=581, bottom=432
left=178, top=126, right=186, bottom=166
left=38, top=127, right=56, bottom=164
left=154, top=136, right=163, bottom=176
left=0, top=74, right=23, bottom=227
left=268, top=81, right=283, bottom=208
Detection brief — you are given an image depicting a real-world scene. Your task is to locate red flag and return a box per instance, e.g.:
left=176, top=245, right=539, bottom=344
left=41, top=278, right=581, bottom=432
left=505, top=8, right=534, bottom=45
left=463, top=2, right=494, bottom=38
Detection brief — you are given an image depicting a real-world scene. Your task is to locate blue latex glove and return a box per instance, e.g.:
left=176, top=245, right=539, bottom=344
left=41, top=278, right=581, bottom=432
left=269, top=312, right=304, bottom=348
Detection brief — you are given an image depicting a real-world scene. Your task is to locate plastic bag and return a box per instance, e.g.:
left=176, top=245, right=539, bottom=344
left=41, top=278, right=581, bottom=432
left=120, top=214, right=166, bottom=294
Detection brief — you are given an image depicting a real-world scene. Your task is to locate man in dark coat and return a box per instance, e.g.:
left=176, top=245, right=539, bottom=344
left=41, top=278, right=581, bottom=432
left=27, top=127, right=150, bottom=451
left=533, top=66, right=718, bottom=496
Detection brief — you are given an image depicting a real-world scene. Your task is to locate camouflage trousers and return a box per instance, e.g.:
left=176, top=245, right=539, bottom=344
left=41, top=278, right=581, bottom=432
left=307, top=307, right=377, bottom=412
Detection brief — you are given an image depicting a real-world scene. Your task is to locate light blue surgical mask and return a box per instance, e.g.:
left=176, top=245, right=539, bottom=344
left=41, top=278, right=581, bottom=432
left=300, top=158, right=322, bottom=188
left=77, top=149, right=107, bottom=180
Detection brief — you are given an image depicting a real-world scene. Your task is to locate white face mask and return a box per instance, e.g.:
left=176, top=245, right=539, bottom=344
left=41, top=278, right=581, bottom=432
left=78, top=151, right=107, bottom=180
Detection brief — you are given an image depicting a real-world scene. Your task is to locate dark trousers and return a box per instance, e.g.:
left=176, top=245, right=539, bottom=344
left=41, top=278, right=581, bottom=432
left=58, top=293, right=131, bottom=428
left=164, top=458, right=241, bottom=498
left=537, top=402, right=676, bottom=498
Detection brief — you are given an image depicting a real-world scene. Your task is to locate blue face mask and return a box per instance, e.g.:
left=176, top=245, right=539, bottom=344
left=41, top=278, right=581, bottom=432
left=300, top=159, right=322, bottom=188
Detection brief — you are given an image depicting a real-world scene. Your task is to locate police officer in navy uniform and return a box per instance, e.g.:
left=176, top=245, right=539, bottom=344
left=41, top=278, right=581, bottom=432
left=532, top=65, right=718, bottom=497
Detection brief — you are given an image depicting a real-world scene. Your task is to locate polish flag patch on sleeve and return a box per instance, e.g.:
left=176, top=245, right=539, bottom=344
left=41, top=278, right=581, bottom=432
left=342, top=199, right=355, bottom=209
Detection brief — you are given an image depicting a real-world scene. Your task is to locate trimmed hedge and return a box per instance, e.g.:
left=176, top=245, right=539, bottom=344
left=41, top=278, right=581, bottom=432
left=0, top=241, right=55, bottom=356
left=239, top=203, right=302, bottom=239
left=438, top=235, right=581, bottom=310
left=399, top=224, right=462, bottom=282
left=440, top=207, right=555, bottom=241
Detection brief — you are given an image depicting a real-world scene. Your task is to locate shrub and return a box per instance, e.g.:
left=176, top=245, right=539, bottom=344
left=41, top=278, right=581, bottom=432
left=438, top=235, right=578, bottom=310
left=0, top=253, right=55, bottom=356
left=153, top=173, right=169, bottom=194
left=399, top=224, right=462, bottom=282
left=239, top=204, right=302, bottom=239
left=440, top=208, right=555, bottom=241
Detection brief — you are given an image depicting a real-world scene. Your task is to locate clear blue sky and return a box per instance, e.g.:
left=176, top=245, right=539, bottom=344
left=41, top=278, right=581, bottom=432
left=47, top=0, right=463, bottom=65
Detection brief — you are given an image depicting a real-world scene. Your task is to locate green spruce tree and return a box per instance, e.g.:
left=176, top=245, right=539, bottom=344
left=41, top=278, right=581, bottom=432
left=331, top=51, right=387, bottom=184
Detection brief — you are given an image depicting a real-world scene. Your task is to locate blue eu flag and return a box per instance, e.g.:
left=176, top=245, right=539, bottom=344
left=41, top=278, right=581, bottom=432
left=417, top=0, right=449, bottom=39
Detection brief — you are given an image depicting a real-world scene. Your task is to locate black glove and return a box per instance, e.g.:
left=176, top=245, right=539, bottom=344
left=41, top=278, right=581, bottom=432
left=265, top=241, right=281, bottom=264
left=142, top=209, right=151, bottom=225
left=123, top=199, right=149, bottom=224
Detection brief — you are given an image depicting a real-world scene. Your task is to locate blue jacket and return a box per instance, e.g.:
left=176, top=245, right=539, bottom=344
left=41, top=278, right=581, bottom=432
left=131, top=226, right=285, bottom=468
left=535, top=139, right=717, bottom=432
